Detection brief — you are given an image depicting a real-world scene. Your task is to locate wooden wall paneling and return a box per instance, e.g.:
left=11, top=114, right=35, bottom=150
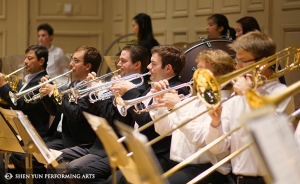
left=172, top=0, right=188, bottom=18
left=171, top=29, right=189, bottom=44
left=282, top=0, right=300, bottom=10
left=18, top=0, right=29, bottom=54
left=194, top=0, right=213, bottom=16
left=247, top=0, right=265, bottom=12
left=149, top=0, right=167, bottom=19
left=0, top=0, right=6, bottom=20
left=220, top=0, right=241, bottom=13
left=0, top=29, right=6, bottom=56
left=36, top=0, right=103, bottom=21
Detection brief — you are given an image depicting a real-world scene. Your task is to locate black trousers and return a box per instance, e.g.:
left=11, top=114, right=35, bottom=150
left=106, top=150, right=171, bottom=184
left=11, top=137, right=64, bottom=184
left=50, top=146, right=111, bottom=184
left=236, top=176, right=265, bottom=184
left=166, top=160, right=228, bottom=184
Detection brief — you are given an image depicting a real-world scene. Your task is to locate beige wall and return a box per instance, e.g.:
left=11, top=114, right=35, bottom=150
left=1, top=0, right=300, bottom=106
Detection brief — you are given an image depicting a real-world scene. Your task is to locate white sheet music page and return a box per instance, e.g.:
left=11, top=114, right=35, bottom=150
left=246, top=112, right=300, bottom=184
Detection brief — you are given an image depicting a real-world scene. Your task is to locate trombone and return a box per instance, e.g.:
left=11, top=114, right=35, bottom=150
left=9, top=69, right=73, bottom=105
left=179, top=79, right=300, bottom=184
left=115, top=46, right=300, bottom=136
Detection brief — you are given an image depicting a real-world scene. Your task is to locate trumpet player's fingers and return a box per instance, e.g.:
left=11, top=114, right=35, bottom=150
left=111, top=75, right=121, bottom=81
left=86, top=73, right=95, bottom=81
left=39, top=83, right=54, bottom=95
left=40, top=75, right=49, bottom=83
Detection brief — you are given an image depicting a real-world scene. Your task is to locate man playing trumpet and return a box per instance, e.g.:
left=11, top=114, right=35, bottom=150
left=149, top=49, right=235, bottom=184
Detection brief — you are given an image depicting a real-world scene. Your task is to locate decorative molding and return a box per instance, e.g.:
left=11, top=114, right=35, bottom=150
left=220, top=0, right=241, bottom=13
left=151, top=0, right=167, bottom=19
left=154, top=29, right=166, bottom=44
left=194, top=0, right=213, bottom=16
left=113, top=0, right=124, bottom=21
left=195, top=28, right=207, bottom=41
left=18, top=0, right=28, bottom=54
left=280, top=24, right=300, bottom=48
left=0, top=0, right=6, bottom=20
left=0, top=29, right=6, bottom=56
left=55, top=31, right=103, bottom=52
left=172, top=29, right=189, bottom=43
left=247, top=0, right=265, bottom=12
left=172, top=0, right=188, bottom=18
left=282, top=0, right=300, bottom=10
left=36, top=0, right=103, bottom=21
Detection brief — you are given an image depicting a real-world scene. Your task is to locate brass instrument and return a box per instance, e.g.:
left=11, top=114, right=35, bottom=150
left=115, top=46, right=300, bottom=137
left=115, top=81, right=194, bottom=117
left=53, top=69, right=122, bottom=105
left=54, top=72, right=150, bottom=105
left=160, top=46, right=300, bottom=182
left=0, top=66, right=27, bottom=105
left=184, top=79, right=300, bottom=184
left=9, top=69, right=73, bottom=105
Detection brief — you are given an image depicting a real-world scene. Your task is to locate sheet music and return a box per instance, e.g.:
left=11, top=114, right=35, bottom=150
left=14, top=111, right=60, bottom=166
left=246, top=113, right=300, bottom=184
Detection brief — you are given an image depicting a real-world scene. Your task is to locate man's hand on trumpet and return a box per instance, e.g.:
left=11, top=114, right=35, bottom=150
left=86, top=72, right=101, bottom=87
left=39, top=76, right=57, bottom=96
left=110, top=80, right=135, bottom=96
left=151, top=80, right=181, bottom=110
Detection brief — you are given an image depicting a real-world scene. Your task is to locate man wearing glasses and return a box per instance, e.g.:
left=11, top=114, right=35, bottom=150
left=206, top=31, right=295, bottom=184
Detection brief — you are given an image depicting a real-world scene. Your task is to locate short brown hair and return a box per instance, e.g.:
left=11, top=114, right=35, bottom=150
left=122, top=44, right=149, bottom=73
left=196, top=49, right=235, bottom=76
left=151, top=45, right=186, bottom=75
left=74, top=46, right=102, bottom=73
left=229, top=30, right=276, bottom=60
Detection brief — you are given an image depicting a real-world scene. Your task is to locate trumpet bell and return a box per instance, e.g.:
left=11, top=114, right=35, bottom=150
left=193, top=68, right=221, bottom=107
left=9, top=91, right=18, bottom=106
left=115, top=96, right=128, bottom=117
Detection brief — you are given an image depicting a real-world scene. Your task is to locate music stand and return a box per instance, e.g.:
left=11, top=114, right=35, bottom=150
left=12, top=110, right=62, bottom=184
left=0, top=107, right=24, bottom=174
left=241, top=105, right=300, bottom=184
left=115, top=121, right=168, bottom=184
left=82, top=112, right=141, bottom=184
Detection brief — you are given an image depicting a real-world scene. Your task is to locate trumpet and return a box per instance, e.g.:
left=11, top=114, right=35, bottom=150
left=0, top=66, right=27, bottom=105
left=115, top=81, right=194, bottom=117
left=52, top=69, right=121, bottom=104
left=54, top=72, right=150, bottom=105
left=9, top=69, right=73, bottom=105
left=115, top=46, right=300, bottom=138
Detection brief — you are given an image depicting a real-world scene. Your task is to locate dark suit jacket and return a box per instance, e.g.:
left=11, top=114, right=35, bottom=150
left=42, top=81, right=96, bottom=149
left=121, top=75, right=190, bottom=154
left=87, top=77, right=150, bottom=157
left=0, top=70, right=50, bottom=138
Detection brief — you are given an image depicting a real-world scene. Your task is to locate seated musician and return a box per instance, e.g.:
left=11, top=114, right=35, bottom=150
left=206, top=31, right=295, bottom=184
left=149, top=49, right=235, bottom=184
left=106, top=45, right=190, bottom=184
left=0, top=45, right=50, bottom=139
left=9, top=46, right=102, bottom=184
left=49, top=44, right=150, bottom=184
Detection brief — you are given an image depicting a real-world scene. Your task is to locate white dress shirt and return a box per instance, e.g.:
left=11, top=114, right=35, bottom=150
left=206, top=80, right=295, bottom=176
left=47, top=45, right=64, bottom=78
left=150, top=90, right=232, bottom=175
left=294, top=120, right=300, bottom=152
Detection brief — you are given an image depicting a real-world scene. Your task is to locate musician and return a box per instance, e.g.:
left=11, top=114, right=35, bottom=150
left=9, top=46, right=101, bottom=184
left=149, top=50, right=235, bottom=184
left=235, top=16, right=260, bottom=38
left=207, top=14, right=236, bottom=40
left=52, top=44, right=150, bottom=184
left=206, top=31, right=295, bottom=184
left=106, top=45, right=189, bottom=183
left=0, top=45, right=50, bottom=138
